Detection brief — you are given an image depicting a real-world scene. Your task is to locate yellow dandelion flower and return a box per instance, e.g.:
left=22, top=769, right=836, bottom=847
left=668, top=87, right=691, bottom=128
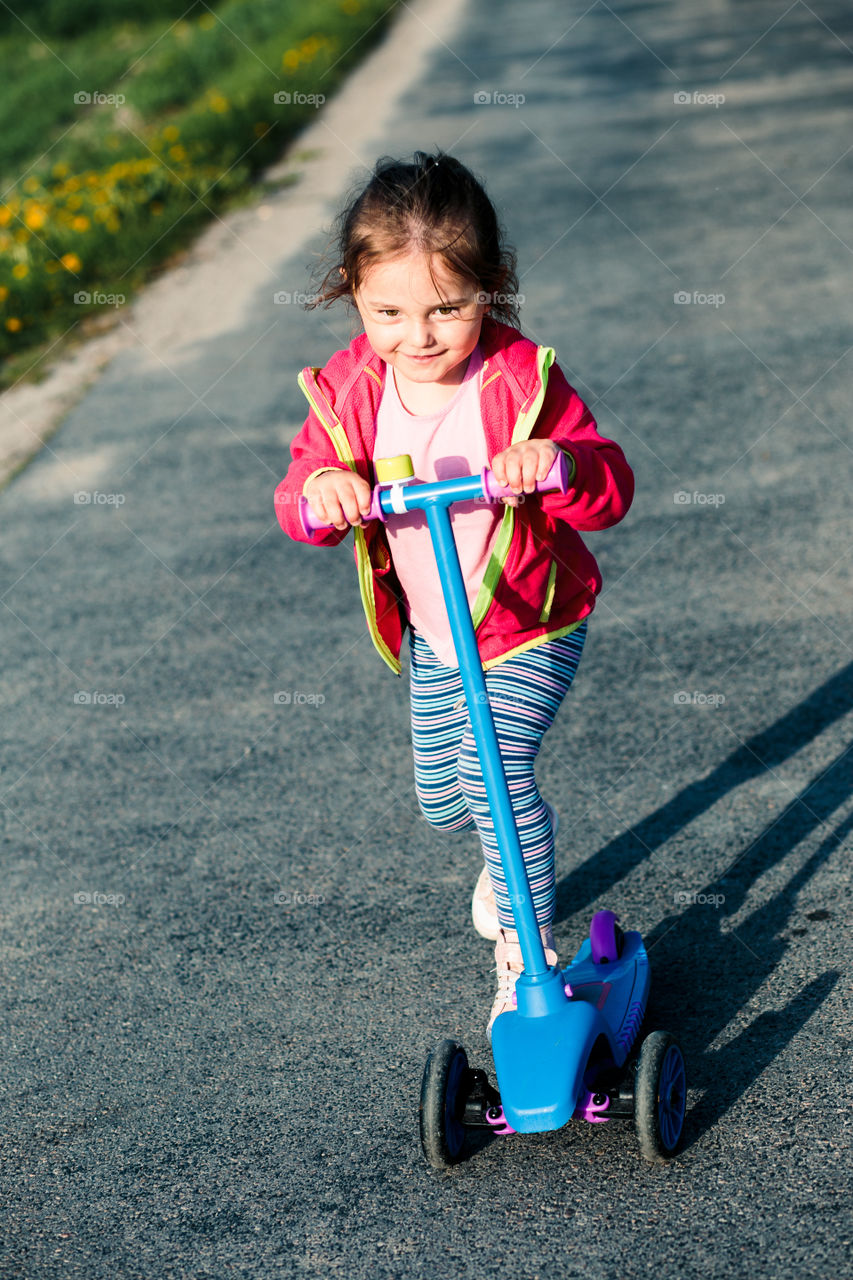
left=0, top=285, right=8, bottom=300
left=6, top=317, right=22, bottom=332
left=12, top=262, right=29, bottom=279
left=106, top=217, right=121, bottom=233
left=282, top=49, right=299, bottom=71
left=341, top=0, right=361, bottom=13
left=66, top=177, right=80, bottom=193
left=72, top=215, right=90, bottom=232
left=23, top=176, right=40, bottom=194
left=52, top=162, right=69, bottom=178
left=0, top=207, right=12, bottom=227
left=61, top=253, right=81, bottom=271
left=67, top=194, right=83, bottom=211
left=301, top=37, right=321, bottom=58
left=199, top=11, right=215, bottom=28
left=24, top=203, right=48, bottom=231
left=169, top=145, right=187, bottom=162
left=162, top=125, right=180, bottom=143
left=14, top=229, right=29, bottom=244
left=208, top=92, right=229, bottom=113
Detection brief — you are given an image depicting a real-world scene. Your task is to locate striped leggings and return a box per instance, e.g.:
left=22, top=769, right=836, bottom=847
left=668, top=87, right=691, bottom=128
left=409, top=621, right=587, bottom=928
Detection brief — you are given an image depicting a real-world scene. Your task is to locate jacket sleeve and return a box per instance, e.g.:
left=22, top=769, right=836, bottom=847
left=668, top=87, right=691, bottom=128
left=274, top=402, right=351, bottom=548
left=534, top=360, right=634, bottom=531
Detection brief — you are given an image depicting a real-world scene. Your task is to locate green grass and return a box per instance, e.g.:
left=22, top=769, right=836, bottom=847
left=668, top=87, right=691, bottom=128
left=0, top=0, right=398, bottom=386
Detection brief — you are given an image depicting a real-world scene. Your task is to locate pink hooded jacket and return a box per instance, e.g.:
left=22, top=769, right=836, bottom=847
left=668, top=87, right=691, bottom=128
left=275, top=317, right=634, bottom=675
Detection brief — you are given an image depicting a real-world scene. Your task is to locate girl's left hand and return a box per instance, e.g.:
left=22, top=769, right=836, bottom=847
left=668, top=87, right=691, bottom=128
left=490, top=440, right=559, bottom=505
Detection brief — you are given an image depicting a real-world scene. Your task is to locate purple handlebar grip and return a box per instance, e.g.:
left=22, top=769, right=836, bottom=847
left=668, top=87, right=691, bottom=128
left=299, top=489, right=385, bottom=537
left=480, top=449, right=569, bottom=502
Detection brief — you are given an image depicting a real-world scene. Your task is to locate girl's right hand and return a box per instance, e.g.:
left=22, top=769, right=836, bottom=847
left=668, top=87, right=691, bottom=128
left=303, top=469, right=373, bottom=531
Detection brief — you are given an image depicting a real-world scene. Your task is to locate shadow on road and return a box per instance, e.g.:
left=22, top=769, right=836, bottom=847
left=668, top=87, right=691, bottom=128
left=555, top=661, right=851, bottom=1148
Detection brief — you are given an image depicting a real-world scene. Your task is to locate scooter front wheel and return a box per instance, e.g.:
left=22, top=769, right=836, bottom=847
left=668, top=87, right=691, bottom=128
left=634, top=1030, right=687, bottom=1161
left=419, top=1039, right=468, bottom=1169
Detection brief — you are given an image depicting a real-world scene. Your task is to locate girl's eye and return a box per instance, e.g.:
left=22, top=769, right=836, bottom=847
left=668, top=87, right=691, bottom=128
left=435, top=306, right=458, bottom=316
left=378, top=309, right=399, bottom=317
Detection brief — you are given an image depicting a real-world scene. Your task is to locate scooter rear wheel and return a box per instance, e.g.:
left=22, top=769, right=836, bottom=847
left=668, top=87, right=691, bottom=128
left=419, top=1039, right=468, bottom=1169
left=634, top=1030, right=687, bottom=1160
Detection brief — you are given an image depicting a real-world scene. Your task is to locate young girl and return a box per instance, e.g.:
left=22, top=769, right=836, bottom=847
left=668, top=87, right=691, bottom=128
left=275, top=151, right=634, bottom=1039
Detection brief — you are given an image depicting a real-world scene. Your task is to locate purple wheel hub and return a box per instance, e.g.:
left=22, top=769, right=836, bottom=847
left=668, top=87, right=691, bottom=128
left=590, top=909, right=623, bottom=965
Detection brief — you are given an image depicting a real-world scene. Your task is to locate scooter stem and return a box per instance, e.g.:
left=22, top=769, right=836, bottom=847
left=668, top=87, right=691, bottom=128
left=422, top=501, right=549, bottom=979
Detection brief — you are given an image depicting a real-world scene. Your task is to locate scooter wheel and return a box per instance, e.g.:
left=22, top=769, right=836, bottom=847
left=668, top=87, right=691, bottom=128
left=590, top=909, right=624, bottom=965
left=634, top=1030, right=687, bottom=1161
left=419, top=1039, right=469, bottom=1169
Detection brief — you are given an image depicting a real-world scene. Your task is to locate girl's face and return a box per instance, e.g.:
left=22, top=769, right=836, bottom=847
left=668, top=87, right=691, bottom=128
left=353, top=250, right=488, bottom=389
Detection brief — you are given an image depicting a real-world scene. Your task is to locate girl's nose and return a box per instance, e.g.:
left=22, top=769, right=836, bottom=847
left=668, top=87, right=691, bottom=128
left=407, top=320, right=435, bottom=350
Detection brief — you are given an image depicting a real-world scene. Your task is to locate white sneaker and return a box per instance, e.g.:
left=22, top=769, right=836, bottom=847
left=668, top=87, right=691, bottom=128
left=487, top=924, right=558, bottom=1041
left=470, top=801, right=559, bottom=941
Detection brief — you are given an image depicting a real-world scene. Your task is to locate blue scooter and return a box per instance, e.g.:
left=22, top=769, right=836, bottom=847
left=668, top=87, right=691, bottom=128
left=301, top=452, right=687, bottom=1167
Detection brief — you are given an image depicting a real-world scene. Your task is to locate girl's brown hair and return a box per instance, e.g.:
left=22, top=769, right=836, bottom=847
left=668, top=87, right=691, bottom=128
left=308, top=150, right=521, bottom=327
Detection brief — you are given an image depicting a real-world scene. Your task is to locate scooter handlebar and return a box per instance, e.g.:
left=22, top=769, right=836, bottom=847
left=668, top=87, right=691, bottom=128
left=299, top=448, right=570, bottom=536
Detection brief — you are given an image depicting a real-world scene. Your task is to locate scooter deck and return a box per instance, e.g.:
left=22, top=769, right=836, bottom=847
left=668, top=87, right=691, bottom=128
left=491, top=930, right=649, bottom=1133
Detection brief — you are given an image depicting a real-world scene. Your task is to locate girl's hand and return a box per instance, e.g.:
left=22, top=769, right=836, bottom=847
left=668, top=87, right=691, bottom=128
left=303, top=469, right=372, bottom=531
left=490, top=440, right=559, bottom=506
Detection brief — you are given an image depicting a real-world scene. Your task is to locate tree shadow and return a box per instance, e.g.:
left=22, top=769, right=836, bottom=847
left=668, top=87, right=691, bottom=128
left=555, top=659, right=853, bottom=922
left=555, top=660, right=852, bottom=1146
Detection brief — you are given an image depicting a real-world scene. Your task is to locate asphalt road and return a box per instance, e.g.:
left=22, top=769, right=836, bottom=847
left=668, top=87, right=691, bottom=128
left=1, top=1, right=851, bottom=1277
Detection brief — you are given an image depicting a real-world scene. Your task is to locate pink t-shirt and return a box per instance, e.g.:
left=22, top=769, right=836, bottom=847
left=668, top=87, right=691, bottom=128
left=373, top=347, right=502, bottom=667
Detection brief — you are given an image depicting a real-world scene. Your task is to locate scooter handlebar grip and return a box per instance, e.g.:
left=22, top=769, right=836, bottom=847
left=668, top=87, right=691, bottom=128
left=480, top=449, right=569, bottom=502
left=299, top=490, right=384, bottom=536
